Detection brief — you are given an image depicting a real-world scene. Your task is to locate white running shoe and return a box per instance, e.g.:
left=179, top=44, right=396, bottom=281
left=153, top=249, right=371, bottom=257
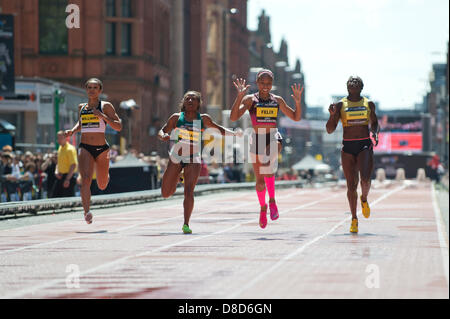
left=84, top=212, right=93, bottom=224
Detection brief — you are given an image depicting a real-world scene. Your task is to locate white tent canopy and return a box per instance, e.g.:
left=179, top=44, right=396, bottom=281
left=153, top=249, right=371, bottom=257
left=291, top=154, right=331, bottom=173
left=314, top=163, right=331, bottom=173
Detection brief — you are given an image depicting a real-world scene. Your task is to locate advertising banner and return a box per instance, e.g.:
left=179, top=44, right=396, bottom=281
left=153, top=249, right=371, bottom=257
left=0, top=14, right=14, bottom=96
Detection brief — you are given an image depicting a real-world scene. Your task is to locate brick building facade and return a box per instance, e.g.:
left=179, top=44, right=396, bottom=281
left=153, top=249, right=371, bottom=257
left=1, top=0, right=172, bottom=154
left=1, top=0, right=249, bottom=155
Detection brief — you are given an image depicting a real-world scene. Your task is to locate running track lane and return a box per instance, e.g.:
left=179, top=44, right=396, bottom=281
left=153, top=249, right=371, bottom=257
left=0, top=181, right=448, bottom=299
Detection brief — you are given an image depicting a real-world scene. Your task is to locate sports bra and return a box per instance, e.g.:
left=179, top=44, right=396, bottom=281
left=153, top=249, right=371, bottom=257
left=175, top=112, right=204, bottom=144
left=80, top=101, right=107, bottom=134
left=249, top=93, right=279, bottom=126
left=340, top=97, right=371, bottom=127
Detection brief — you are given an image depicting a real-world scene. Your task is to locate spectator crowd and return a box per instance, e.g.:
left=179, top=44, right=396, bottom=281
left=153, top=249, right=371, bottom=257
left=1, top=142, right=302, bottom=203
left=1, top=144, right=63, bottom=202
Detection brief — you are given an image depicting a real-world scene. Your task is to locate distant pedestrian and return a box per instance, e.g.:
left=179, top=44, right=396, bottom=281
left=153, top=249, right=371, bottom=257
left=41, top=151, right=58, bottom=198
left=427, top=154, right=442, bottom=183
left=53, top=131, right=78, bottom=198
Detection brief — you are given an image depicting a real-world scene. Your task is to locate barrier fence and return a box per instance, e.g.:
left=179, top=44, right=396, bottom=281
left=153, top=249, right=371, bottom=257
left=0, top=180, right=306, bottom=217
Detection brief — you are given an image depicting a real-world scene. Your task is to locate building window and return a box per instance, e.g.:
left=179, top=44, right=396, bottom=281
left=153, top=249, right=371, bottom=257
left=106, top=0, right=116, bottom=17
left=105, top=23, right=116, bottom=55
left=121, top=0, right=133, bottom=17
left=121, top=23, right=132, bottom=56
left=39, top=0, right=68, bottom=54
left=105, top=0, right=135, bottom=56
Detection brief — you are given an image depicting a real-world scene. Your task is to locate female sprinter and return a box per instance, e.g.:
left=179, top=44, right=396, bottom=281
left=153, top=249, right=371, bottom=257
left=65, top=78, right=122, bottom=224
left=158, top=91, right=240, bottom=234
left=326, top=76, right=379, bottom=233
left=230, top=69, right=304, bottom=229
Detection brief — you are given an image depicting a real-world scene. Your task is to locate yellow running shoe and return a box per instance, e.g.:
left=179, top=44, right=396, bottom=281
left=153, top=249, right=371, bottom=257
left=350, top=219, right=358, bottom=233
left=179, top=170, right=184, bottom=184
left=360, top=195, right=370, bottom=218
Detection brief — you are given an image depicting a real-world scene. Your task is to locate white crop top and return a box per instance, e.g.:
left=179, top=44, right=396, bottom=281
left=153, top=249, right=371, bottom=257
left=80, top=101, right=107, bottom=134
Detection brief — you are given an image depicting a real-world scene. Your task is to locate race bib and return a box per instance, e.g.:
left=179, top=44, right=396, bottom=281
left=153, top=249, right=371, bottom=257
left=178, top=128, right=200, bottom=142
left=257, top=107, right=278, bottom=118
left=345, top=107, right=368, bottom=120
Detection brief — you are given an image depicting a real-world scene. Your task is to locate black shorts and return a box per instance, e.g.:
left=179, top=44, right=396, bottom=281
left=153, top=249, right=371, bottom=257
left=52, top=174, right=77, bottom=198
left=342, top=138, right=373, bottom=156
left=250, top=129, right=283, bottom=155
left=79, top=143, right=110, bottom=159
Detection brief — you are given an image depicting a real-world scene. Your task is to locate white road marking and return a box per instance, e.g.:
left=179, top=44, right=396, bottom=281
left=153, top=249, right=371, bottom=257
left=228, top=185, right=407, bottom=298
left=431, top=183, right=449, bottom=287
left=2, top=191, right=340, bottom=299
left=0, top=189, right=315, bottom=255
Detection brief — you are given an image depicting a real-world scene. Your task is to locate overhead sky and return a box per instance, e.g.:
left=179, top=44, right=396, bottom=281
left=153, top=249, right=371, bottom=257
left=247, top=0, right=449, bottom=110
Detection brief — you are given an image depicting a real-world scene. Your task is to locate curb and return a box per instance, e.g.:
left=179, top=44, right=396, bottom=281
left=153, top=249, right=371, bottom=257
left=0, top=180, right=307, bottom=218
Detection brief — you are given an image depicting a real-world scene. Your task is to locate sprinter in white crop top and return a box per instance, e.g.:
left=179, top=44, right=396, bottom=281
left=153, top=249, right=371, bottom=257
left=65, top=78, right=122, bottom=225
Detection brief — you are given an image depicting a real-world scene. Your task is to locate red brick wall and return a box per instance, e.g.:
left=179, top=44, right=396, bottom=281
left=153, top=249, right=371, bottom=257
left=2, top=0, right=172, bottom=154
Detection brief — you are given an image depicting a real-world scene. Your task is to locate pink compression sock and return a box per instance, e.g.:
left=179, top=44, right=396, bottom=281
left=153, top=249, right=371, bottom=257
left=264, top=176, right=276, bottom=199
left=256, top=188, right=267, bottom=207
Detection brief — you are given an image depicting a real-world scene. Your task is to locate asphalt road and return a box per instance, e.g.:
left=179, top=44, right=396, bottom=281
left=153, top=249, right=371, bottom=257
left=0, top=180, right=448, bottom=299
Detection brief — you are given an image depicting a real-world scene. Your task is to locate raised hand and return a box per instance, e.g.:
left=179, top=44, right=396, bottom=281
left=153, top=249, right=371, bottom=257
left=233, top=78, right=251, bottom=96
left=291, top=83, right=304, bottom=104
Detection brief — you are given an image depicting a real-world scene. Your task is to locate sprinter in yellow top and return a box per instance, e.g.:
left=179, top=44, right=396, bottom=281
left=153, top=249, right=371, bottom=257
left=326, top=76, right=379, bottom=233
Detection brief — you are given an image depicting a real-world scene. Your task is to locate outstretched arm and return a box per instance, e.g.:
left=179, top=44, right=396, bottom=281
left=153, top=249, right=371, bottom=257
left=230, top=78, right=252, bottom=122
left=278, top=83, right=304, bottom=121
left=64, top=104, right=83, bottom=138
left=202, top=114, right=241, bottom=137
left=326, top=102, right=342, bottom=134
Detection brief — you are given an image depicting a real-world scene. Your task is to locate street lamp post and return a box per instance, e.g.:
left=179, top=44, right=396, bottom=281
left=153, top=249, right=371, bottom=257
left=222, top=7, right=238, bottom=110
left=120, top=99, right=139, bottom=151
left=54, top=87, right=65, bottom=149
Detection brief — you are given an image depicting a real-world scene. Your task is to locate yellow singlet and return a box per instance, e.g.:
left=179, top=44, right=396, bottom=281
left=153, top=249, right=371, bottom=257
left=340, top=97, right=370, bottom=127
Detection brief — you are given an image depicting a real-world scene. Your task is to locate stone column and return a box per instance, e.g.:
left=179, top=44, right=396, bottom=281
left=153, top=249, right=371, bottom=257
left=170, top=0, right=184, bottom=113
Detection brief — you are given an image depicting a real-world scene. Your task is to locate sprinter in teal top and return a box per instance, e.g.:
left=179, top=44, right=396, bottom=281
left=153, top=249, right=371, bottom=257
left=158, top=91, right=241, bottom=234
left=174, top=112, right=204, bottom=160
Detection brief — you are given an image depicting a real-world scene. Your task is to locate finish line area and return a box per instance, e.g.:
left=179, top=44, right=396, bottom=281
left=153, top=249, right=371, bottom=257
left=0, top=180, right=448, bottom=299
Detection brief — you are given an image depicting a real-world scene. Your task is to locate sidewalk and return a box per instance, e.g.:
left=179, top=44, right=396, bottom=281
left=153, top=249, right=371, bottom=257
left=435, top=172, right=449, bottom=243
left=441, top=172, right=449, bottom=190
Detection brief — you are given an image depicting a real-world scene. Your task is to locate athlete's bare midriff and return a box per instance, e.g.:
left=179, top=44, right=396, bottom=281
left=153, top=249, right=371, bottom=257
left=252, top=125, right=278, bottom=134
left=80, top=132, right=107, bottom=146
left=342, top=125, right=370, bottom=140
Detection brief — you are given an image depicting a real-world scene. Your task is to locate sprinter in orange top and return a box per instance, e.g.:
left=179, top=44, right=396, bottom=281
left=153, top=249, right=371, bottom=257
left=326, top=76, right=379, bottom=233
